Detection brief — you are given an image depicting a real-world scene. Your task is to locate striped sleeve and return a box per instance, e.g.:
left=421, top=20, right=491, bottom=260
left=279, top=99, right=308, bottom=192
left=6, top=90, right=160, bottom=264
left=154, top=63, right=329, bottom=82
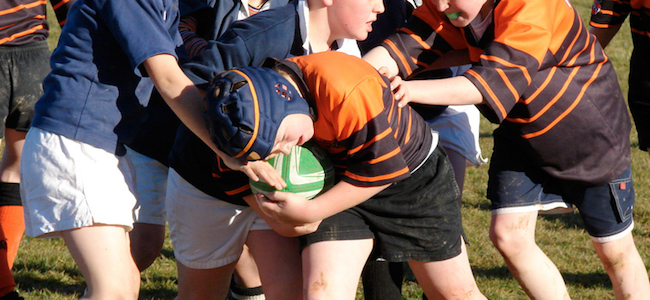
left=50, top=0, right=76, bottom=26
left=381, top=1, right=467, bottom=79
left=179, top=16, right=208, bottom=58
left=590, top=0, right=632, bottom=28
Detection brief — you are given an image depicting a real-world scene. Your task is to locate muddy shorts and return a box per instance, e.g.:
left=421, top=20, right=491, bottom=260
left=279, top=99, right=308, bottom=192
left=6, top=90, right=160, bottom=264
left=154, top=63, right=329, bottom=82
left=0, top=41, right=51, bottom=136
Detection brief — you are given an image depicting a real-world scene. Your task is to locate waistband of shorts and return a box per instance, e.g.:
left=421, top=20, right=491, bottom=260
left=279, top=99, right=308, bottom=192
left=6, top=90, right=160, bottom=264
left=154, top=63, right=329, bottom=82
left=0, top=40, right=49, bottom=53
left=411, top=129, right=439, bottom=174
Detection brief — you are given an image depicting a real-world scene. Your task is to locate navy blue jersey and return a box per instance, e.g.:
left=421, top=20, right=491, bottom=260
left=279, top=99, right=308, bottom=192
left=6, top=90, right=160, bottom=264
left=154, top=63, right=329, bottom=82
left=31, top=0, right=182, bottom=155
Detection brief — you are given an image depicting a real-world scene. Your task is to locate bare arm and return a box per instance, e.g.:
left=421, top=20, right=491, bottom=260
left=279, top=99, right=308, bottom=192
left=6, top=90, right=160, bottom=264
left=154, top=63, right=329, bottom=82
left=256, top=181, right=391, bottom=225
left=589, top=24, right=623, bottom=49
left=391, top=75, right=485, bottom=107
left=363, top=46, right=400, bottom=79
left=143, top=54, right=285, bottom=189
left=364, top=46, right=484, bottom=107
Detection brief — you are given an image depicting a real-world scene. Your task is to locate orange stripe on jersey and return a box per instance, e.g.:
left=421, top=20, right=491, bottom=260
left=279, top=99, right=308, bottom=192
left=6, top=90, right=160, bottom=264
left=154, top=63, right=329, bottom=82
left=520, top=68, right=557, bottom=105
left=225, top=184, right=250, bottom=196
left=0, top=24, right=44, bottom=44
left=465, top=69, right=508, bottom=117
left=481, top=55, right=532, bottom=84
left=495, top=68, right=520, bottom=102
left=0, top=0, right=46, bottom=16
left=589, top=22, right=610, bottom=29
left=393, top=105, right=402, bottom=139
left=384, top=39, right=413, bottom=75
left=401, top=27, right=432, bottom=51
left=231, top=70, right=260, bottom=159
left=52, top=0, right=71, bottom=10
left=597, top=9, right=619, bottom=16
left=360, top=147, right=402, bottom=166
left=348, top=128, right=392, bottom=155
left=344, top=166, right=409, bottom=182
left=522, top=63, right=603, bottom=139
left=508, top=67, right=578, bottom=124
left=405, top=108, right=412, bottom=144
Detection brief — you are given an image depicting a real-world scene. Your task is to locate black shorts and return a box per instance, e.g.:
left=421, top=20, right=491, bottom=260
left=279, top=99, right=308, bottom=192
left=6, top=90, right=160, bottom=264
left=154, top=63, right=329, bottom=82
left=299, top=146, right=464, bottom=262
left=0, top=41, right=51, bottom=137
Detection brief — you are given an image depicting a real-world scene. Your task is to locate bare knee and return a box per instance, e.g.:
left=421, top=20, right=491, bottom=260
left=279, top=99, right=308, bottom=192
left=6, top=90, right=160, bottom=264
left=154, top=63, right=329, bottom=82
left=489, top=219, right=535, bottom=257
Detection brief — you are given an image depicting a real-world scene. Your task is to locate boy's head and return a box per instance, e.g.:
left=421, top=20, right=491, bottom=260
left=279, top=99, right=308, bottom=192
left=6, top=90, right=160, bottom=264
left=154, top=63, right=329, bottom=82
left=308, top=0, right=385, bottom=49
left=204, top=65, right=314, bottom=162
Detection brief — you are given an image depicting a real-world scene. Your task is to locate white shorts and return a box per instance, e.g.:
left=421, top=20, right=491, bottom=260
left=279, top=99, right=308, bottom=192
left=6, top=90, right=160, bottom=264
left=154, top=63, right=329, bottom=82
left=428, top=104, right=487, bottom=167
left=166, top=169, right=271, bottom=269
left=126, top=146, right=168, bottom=226
left=20, top=128, right=137, bottom=238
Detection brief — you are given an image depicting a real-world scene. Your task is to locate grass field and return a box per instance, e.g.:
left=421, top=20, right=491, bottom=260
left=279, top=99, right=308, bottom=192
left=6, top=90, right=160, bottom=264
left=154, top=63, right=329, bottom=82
left=11, top=0, right=645, bottom=299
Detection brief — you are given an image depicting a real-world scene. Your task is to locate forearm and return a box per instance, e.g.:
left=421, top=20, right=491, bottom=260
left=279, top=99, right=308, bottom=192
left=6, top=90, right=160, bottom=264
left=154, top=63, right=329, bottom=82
left=305, top=182, right=391, bottom=222
left=144, top=54, right=223, bottom=157
left=405, top=76, right=485, bottom=106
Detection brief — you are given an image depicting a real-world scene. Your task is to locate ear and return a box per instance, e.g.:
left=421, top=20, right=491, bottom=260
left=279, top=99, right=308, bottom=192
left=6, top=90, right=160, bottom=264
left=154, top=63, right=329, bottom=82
left=321, top=0, right=333, bottom=7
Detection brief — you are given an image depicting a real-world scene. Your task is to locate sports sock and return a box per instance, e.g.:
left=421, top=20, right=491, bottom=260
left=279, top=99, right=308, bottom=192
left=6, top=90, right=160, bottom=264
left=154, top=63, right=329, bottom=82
left=229, top=282, right=265, bottom=300
left=0, top=183, right=25, bottom=297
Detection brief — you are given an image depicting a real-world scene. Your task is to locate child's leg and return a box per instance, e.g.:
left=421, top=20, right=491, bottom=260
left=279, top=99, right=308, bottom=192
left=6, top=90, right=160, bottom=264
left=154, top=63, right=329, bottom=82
left=61, top=225, right=140, bottom=300
left=408, top=240, right=484, bottom=300
left=176, top=260, right=237, bottom=300
left=301, top=239, right=374, bottom=300
left=0, top=206, right=24, bottom=297
left=246, top=230, right=302, bottom=300
left=489, top=211, right=569, bottom=300
left=592, top=232, right=650, bottom=299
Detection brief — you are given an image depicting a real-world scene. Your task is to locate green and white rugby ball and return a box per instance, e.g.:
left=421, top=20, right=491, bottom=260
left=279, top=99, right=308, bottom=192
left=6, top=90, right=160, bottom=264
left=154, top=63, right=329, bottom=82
left=249, top=141, right=335, bottom=199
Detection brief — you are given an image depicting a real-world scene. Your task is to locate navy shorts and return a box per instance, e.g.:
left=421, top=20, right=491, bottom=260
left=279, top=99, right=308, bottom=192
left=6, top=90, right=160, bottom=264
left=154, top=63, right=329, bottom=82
left=488, top=145, right=635, bottom=242
left=299, top=146, right=465, bottom=262
left=0, top=41, right=51, bottom=137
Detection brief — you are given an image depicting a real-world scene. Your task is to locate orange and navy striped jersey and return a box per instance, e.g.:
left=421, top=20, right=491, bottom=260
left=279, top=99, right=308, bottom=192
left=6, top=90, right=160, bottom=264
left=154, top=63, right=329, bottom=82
left=590, top=0, right=650, bottom=39
left=383, top=0, right=631, bottom=185
left=288, top=52, right=433, bottom=187
left=1, top=0, right=75, bottom=46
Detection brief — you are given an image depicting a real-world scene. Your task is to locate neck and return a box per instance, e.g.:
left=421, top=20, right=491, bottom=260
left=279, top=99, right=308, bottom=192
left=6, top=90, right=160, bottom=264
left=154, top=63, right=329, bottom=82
left=307, top=2, right=332, bottom=52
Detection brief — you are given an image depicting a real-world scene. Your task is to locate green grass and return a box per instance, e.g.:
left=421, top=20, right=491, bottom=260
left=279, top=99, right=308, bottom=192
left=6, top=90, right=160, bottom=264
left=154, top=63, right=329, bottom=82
left=14, top=0, right=644, bottom=299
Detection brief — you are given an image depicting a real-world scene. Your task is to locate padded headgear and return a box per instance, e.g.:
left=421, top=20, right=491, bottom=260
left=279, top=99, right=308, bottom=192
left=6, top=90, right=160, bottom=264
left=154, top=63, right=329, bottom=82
left=204, top=66, right=312, bottom=161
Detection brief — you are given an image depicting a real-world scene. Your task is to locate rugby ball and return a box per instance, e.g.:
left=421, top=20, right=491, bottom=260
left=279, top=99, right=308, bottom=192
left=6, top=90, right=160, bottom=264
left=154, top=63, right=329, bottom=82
left=249, top=141, right=335, bottom=199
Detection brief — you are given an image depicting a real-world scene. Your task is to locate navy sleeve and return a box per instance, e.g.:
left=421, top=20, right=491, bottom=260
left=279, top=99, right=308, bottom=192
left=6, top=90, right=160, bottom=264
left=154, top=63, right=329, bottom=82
left=181, top=3, right=303, bottom=88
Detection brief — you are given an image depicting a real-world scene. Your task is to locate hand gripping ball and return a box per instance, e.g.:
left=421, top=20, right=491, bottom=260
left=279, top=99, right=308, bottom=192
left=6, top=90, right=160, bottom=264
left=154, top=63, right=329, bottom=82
left=249, top=141, right=335, bottom=199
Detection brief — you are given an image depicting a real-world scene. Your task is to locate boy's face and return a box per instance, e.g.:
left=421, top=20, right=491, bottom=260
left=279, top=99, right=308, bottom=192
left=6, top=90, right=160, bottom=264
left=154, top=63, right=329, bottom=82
left=328, top=0, right=385, bottom=41
left=430, top=0, right=488, bottom=28
left=266, top=114, right=315, bottom=160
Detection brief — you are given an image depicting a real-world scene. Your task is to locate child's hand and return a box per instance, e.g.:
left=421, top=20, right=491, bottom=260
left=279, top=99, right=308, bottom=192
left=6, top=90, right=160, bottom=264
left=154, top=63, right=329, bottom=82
left=378, top=66, right=413, bottom=108
left=220, top=155, right=287, bottom=190
left=254, top=192, right=316, bottom=225
left=389, top=76, right=413, bottom=108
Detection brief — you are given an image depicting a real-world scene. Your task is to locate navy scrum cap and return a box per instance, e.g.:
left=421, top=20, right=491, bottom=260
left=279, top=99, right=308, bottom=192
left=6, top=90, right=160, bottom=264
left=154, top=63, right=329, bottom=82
left=204, top=66, right=312, bottom=162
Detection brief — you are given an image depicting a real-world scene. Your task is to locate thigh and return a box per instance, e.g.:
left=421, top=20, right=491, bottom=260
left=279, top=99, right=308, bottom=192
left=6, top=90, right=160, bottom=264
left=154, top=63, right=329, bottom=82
left=176, top=259, right=237, bottom=300
left=61, top=225, right=139, bottom=295
left=408, top=241, right=479, bottom=300
left=246, top=230, right=302, bottom=300
left=302, top=239, right=374, bottom=300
